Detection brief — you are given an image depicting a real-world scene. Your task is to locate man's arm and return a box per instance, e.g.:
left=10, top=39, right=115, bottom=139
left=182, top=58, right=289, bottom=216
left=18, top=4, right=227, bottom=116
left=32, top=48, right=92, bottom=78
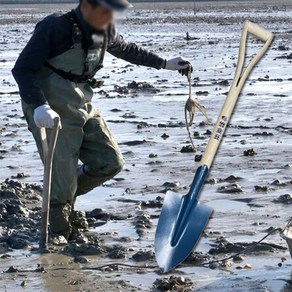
left=106, top=25, right=165, bottom=70
left=12, top=16, right=61, bottom=129
left=12, top=16, right=54, bottom=109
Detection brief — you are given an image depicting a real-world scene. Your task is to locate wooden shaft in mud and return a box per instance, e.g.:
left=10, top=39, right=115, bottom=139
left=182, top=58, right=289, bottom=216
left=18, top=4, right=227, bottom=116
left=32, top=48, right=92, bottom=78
left=40, top=118, right=60, bottom=249
left=200, top=21, right=274, bottom=168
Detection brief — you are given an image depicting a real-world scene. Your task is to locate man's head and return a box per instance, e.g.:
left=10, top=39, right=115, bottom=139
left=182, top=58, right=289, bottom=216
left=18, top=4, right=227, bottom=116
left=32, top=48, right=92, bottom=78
left=79, top=0, right=132, bottom=30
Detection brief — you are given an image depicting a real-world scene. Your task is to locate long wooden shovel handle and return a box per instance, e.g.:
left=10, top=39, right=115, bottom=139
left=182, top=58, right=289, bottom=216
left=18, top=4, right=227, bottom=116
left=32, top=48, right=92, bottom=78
left=200, top=21, right=274, bottom=168
left=39, top=117, right=60, bottom=249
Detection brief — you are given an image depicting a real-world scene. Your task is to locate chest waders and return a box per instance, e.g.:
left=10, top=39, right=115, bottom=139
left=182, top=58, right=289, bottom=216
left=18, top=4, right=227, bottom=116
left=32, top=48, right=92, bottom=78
left=22, top=14, right=124, bottom=238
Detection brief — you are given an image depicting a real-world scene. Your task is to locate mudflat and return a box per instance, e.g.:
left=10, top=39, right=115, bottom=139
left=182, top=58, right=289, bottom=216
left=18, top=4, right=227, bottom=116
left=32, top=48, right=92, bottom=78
left=0, top=1, right=291, bottom=291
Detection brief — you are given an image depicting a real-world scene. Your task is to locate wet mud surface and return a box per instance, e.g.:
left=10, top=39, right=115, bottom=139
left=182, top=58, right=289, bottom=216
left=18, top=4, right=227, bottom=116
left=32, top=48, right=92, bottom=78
left=0, top=1, right=292, bottom=291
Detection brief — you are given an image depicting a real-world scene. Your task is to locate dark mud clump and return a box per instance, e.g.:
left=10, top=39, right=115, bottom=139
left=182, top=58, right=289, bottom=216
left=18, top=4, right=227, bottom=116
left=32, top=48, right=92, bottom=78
left=127, top=81, right=160, bottom=93
left=180, top=145, right=195, bottom=153
left=209, top=237, right=286, bottom=255
left=140, top=196, right=163, bottom=209
left=254, top=185, right=271, bottom=192
left=206, top=175, right=242, bottom=184
left=153, top=276, right=193, bottom=292
left=185, top=251, right=211, bottom=265
left=273, top=194, right=292, bottom=204
left=62, top=243, right=104, bottom=256
left=217, top=183, right=243, bottom=193
left=107, top=244, right=128, bottom=259
left=134, top=212, right=153, bottom=237
left=113, top=81, right=160, bottom=95
left=132, top=250, right=155, bottom=262
left=0, top=179, right=42, bottom=249
left=243, top=148, right=257, bottom=156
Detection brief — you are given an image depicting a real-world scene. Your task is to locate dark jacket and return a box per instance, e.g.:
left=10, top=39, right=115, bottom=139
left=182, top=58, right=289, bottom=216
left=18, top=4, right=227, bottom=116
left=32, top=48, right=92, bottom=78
left=12, top=7, right=165, bottom=109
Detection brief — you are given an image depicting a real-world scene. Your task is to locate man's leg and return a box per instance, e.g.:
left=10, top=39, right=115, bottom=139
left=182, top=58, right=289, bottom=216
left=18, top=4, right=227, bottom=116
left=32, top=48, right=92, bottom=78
left=22, top=102, right=83, bottom=238
left=76, top=110, right=124, bottom=197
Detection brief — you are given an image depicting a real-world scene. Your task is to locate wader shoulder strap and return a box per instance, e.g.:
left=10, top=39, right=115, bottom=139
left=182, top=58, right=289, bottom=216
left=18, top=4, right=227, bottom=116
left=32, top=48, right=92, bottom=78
left=67, top=11, right=82, bottom=48
left=43, top=11, right=105, bottom=88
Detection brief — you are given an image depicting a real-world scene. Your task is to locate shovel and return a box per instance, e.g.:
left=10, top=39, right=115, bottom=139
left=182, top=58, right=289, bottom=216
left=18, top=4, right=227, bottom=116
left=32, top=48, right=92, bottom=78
left=39, top=117, right=60, bottom=249
left=155, top=20, right=274, bottom=273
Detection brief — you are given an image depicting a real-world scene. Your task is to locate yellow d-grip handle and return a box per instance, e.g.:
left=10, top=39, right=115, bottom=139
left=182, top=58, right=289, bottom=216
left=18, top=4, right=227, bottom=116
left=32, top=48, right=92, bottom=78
left=200, top=21, right=274, bottom=169
left=245, top=20, right=274, bottom=42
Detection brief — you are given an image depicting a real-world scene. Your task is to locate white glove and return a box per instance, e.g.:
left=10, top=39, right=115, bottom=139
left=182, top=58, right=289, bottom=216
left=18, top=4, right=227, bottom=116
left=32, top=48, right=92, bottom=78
left=164, top=57, right=193, bottom=76
left=34, top=104, right=60, bottom=129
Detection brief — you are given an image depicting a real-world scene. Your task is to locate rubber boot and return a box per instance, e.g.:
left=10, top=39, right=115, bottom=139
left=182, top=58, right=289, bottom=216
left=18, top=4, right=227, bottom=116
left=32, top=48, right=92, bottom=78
left=49, top=203, right=72, bottom=239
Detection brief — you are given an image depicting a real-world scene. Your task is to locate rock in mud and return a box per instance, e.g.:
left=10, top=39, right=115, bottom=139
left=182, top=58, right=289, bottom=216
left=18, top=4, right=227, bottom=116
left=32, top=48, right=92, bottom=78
left=243, top=148, right=257, bottom=156
left=153, top=276, right=193, bottom=292
left=132, top=250, right=155, bottom=262
left=273, top=194, right=292, bottom=204
left=217, top=183, right=243, bottom=193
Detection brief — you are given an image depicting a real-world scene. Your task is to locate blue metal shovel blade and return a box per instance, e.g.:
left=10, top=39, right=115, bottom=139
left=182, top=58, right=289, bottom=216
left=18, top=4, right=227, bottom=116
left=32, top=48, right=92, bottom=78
left=155, top=165, right=213, bottom=273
